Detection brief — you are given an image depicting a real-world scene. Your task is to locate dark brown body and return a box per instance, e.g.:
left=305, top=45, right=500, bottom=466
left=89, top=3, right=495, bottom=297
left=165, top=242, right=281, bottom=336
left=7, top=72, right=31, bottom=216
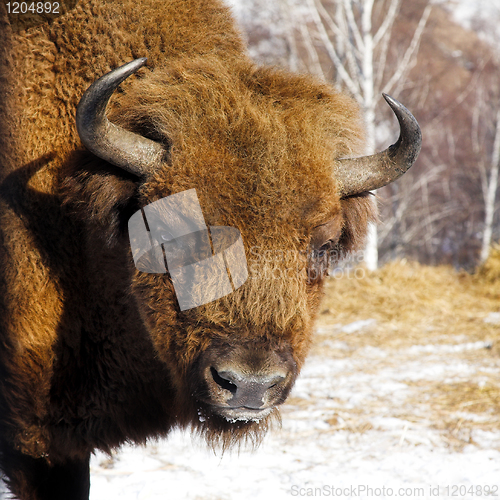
left=0, top=1, right=377, bottom=498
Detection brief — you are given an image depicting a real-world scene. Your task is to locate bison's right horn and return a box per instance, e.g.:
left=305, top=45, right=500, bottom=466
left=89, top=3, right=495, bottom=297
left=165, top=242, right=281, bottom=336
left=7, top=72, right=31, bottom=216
left=76, top=58, right=165, bottom=176
left=334, top=94, right=422, bottom=197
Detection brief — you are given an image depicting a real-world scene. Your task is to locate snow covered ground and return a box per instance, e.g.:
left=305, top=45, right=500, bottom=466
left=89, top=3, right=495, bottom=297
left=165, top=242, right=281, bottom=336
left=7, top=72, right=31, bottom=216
left=1, top=319, right=498, bottom=499
left=85, top=320, right=500, bottom=500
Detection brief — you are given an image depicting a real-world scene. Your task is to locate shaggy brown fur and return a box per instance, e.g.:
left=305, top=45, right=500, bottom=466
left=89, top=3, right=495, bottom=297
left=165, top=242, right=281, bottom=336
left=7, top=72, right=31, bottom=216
left=0, top=0, right=375, bottom=498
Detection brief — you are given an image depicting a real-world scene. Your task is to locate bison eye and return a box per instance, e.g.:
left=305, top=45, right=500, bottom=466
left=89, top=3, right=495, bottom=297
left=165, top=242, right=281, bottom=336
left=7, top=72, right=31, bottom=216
left=310, top=218, right=342, bottom=253
left=317, top=240, right=333, bottom=257
left=307, top=237, right=341, bottom=284
left=311, top=239, right=336, bottom=261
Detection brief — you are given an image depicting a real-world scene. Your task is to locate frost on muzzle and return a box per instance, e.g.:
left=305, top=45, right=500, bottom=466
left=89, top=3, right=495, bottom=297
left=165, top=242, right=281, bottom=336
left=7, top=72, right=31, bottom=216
left=128, top=189, right=248, bottom=311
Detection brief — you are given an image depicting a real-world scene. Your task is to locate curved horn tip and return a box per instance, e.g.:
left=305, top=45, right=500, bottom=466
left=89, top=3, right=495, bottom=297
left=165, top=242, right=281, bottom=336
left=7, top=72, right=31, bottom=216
left=382, top=92, right=422, bottom=164
left=381, top=93, right=421, bottom=135
left=76, top=57, right=165, bottom=176
left=382, top=93, right=399, bottom=110
left=115, top=57, right=148, bottom=80
left=382, top=93, right=409, bottom=112
left=76, top=57, right=149, bottom=135
left=335, top=94, right=422, bottom=197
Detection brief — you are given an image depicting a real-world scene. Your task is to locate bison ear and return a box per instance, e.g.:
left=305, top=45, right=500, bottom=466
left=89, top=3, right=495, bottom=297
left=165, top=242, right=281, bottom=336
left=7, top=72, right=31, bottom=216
left=61, top=151, right=142, bottom=248
left=338, top=192, right=378, bottom=253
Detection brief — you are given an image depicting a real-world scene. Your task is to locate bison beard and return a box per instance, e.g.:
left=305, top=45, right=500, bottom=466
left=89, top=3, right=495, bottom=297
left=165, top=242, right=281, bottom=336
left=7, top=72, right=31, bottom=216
left=0, top=0, right=420, bottom=499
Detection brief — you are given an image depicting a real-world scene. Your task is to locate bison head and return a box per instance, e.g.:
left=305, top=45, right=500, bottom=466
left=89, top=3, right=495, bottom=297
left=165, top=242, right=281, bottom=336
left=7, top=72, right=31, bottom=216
left=71, top=57, right=420, bottom=445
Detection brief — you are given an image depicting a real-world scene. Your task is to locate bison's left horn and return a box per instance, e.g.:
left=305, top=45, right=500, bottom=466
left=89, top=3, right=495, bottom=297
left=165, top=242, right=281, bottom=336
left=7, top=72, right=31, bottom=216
left=334, top=94, right=422, bottom=197
left=76, top=58, right=165, bottom=176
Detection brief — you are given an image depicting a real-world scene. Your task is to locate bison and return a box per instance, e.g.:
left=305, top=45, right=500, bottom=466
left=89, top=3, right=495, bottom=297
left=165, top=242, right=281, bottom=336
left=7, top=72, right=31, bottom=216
left=0, top=0, right=421, bottom=498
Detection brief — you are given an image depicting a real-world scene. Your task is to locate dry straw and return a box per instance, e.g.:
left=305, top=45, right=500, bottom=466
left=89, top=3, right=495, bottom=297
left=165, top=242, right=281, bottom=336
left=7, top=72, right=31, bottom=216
left=312, top=249, right=500, bottom=441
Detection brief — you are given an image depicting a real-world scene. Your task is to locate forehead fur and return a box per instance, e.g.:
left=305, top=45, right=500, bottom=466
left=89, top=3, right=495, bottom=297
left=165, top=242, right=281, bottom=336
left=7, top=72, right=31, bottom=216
left=110, top=56, right=365, bottom=227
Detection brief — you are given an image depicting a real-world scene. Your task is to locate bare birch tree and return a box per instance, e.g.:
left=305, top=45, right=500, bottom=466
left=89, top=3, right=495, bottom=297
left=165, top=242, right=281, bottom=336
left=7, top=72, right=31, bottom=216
left=288, top=0, right=432, bottom=269
left=471, top=89, right=500, bottom=263
left=480, top=114, right=500, bottom=262
left=470, top=6, right=500, bottom=263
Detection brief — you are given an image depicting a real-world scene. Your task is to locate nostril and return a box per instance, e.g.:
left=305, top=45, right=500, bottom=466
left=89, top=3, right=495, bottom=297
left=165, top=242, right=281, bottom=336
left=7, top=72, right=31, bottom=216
left=210, top=367, right=237, bottom=394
